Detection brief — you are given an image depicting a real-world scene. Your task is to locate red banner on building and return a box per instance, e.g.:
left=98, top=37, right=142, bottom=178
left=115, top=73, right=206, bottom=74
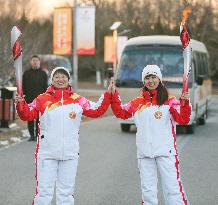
left=53, top=7, right=72, bottom=55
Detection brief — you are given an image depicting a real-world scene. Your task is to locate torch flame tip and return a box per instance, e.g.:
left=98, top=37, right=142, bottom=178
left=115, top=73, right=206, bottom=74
left=181, top=6, right=192, bottom=27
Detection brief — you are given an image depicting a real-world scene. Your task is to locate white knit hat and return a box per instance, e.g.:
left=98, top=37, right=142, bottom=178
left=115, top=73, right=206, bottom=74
left=142, top=65, right=162, bottom=82
left=50, top=67, right=71, bottom=80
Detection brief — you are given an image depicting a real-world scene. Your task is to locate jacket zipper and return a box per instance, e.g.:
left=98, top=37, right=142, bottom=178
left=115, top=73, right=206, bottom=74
left=149, top=92, right=153, bottom=104
left=149, top=92, right=154, bottom=157
left=61, top=90, right=64, bottom=160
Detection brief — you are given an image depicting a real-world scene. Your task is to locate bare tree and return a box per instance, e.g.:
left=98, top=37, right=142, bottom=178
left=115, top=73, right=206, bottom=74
left=0, top=0, right=217, bottom=83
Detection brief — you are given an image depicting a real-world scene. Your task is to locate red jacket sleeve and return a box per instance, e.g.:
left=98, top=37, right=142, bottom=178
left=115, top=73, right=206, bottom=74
left=111, top=91, right=137, bottom=120
left=82, top=92, right=111, bottom=118
left=16, top=99, right=40, bottom=121
left=169, top=99, right=191, bottom=125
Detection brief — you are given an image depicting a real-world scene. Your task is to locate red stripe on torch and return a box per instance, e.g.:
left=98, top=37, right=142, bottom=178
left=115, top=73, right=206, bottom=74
left=180, top=27, right=190, bottom=49
left=180, top=7, right=192, bottom=98
left=12, top=40, right=22, bottom=61
left=11, top=26, right=23, bottom=96
left=182, top=74, right=189, bottom=93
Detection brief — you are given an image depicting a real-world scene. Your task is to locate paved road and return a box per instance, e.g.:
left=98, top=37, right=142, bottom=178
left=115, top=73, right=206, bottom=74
left=0, top=96, right=218, bottom=205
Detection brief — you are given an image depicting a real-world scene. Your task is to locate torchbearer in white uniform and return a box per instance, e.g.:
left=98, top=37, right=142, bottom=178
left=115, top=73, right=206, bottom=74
left=15, top=67, right=111, bottom=205
left=109, top=65, right=191, bottom=205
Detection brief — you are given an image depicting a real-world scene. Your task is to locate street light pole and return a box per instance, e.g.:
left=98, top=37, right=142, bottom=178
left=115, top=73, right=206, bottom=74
left=73, top=0, right=78, bottom=91
left=112, top=29, right=118, bottom=74
left=110, top=21, right=121, bottom=75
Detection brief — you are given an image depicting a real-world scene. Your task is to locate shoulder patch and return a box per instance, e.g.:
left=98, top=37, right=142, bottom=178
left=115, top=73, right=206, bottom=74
left=138, top=102, right=152, bottom=112
left=129, top=97, right=146, bottom=112
left=70, top=93, right=81, bottom=100
left=47, top=102, right=62, bottom=111
left=168, top=95, right=176, bottom=100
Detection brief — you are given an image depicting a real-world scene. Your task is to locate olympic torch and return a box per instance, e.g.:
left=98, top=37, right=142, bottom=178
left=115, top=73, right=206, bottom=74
left=180, top=7, right=192, bottom=95
left=11, top=26, right=23, bottom=95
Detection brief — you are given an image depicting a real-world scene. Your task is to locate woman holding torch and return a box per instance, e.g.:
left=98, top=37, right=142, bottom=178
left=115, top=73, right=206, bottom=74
left=108, top=65, right=191, bottom=205
left=15, top=67, right=111, bottom=205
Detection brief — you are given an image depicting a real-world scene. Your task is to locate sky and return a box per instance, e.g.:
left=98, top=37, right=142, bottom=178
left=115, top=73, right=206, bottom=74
left=29, top=0, right=217, bottom=20
left=28, top=0, right=73, bottom=20
left=24, top=0, right=123, bottom=21
left=2, top=0, right=217, bottom=21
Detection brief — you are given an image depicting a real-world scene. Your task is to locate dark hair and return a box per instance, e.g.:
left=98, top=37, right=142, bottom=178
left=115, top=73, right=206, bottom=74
left=143, top=83, right=168, bottom=105
left=53, top=69, right=70, bottom=80
left=31, top=55, right=40, bottom=60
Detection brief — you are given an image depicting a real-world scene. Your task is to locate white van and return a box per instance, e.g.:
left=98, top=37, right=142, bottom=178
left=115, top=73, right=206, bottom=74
left=115, top=35, right=212, bottom=133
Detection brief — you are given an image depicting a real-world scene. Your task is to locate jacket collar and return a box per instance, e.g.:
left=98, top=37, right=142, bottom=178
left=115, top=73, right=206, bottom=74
left=142, top=89, right=158, bottom=104
left=46, top=85, right=73, bottom=98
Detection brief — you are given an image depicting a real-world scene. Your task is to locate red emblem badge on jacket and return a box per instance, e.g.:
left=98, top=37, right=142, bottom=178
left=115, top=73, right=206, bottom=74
left=69, top=111, right=77, bottom=119
left=154, top=111, right=162, bottom=119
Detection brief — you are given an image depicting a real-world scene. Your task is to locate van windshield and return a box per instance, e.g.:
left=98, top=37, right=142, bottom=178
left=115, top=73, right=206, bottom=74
left=116, top=46, right=191, bottom=88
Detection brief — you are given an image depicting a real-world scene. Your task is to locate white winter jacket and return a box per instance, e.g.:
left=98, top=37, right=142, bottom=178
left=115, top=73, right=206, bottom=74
left=16, top=85, right=111, bottom=160
left=111, top=89, right=191, bottom=158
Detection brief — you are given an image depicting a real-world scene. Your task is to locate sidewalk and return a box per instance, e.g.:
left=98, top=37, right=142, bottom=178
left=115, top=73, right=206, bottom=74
left=0, top=82, right=110, bottom=150
left=0, top=119, right=28, bottom=149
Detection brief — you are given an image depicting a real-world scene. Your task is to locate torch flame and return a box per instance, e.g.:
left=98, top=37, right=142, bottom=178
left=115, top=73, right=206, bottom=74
left=181, top=7, right=192, bottom=27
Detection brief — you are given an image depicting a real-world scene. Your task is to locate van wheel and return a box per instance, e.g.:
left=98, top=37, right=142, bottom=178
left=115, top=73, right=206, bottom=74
left=185, top=124, right=195, bottom=134
left=197, top=114, right=206, bottom=125
left=205, top=99, right=208, bottom=119
left=121, top=124, right=131, bottom=132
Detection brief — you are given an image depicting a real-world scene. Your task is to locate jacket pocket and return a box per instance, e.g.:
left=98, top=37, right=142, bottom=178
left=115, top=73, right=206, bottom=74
left=39, top=131, right=48, bottom=151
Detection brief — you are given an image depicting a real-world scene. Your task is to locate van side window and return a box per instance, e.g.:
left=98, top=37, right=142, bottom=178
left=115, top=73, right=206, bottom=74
left=193, top=53, right=197, bottom=77
left=201, top=53, right=207, bottom=77
left=195, top=52, right=206, bottom=77
left=202, top=54, right=209, bottom=78
left=193, top=52, right=200, bottom=77
left=205, top=55, right=210, bottom=77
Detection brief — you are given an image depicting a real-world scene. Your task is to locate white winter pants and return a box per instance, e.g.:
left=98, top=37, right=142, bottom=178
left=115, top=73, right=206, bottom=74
left=138, top=156, right=188, bottom=205
left=33, top=157, right=78, bottom=205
